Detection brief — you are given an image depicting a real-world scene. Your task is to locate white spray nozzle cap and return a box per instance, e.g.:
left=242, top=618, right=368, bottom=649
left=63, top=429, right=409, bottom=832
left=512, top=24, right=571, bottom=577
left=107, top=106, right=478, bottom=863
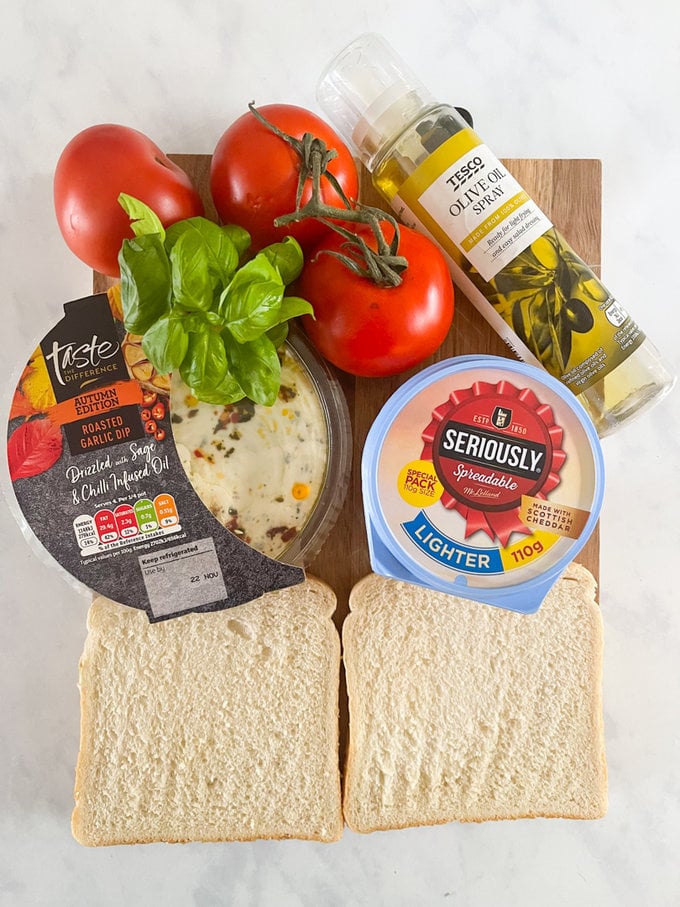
left=317, top=33, right=436, bottom=170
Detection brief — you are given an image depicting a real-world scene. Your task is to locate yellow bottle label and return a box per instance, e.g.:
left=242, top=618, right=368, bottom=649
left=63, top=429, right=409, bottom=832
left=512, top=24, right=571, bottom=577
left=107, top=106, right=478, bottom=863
left=399, top=128, right=553, bottom=281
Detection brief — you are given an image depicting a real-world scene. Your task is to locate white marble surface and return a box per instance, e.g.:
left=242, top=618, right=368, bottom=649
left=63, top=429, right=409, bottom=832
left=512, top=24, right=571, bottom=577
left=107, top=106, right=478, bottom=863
left=1, top=1, right=679, bottom=904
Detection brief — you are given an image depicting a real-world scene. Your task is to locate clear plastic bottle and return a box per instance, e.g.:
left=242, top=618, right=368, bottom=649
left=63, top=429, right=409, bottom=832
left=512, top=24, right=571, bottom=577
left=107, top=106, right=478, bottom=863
left=317, top=33, right=675, bottom=437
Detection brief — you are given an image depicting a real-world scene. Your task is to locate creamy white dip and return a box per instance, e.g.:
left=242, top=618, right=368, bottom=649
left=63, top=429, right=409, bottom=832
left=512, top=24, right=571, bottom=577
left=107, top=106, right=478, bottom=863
left=170, top=346, right=328, bottom=559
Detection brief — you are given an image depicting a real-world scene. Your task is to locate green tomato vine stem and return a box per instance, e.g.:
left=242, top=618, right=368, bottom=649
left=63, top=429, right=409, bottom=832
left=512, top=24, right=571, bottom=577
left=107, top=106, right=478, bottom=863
left=247, top=102, right=408, bottom=288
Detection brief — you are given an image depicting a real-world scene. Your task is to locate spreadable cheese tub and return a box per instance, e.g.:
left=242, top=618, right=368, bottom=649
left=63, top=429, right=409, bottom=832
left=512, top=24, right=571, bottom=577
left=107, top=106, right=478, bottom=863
left=362, top=356, right=604, bottom=613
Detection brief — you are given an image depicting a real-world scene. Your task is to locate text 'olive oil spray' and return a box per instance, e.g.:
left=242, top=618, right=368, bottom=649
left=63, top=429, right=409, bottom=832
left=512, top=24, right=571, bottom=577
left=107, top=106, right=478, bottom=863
left=317, top=33, right=675, bottom=437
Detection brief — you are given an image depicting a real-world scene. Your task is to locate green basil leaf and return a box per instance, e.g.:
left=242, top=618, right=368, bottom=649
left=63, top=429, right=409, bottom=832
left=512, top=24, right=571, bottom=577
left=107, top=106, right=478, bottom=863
left=189, top=370, right=245, bottom=405
left=260, top=236, right=304, bottom=285
left=181, top=313, right=210, bottom=333
left=266, top=322, right=289, bottom=351
left=223, top=333, right=281, bottom=406
left=221, top=224, right=251, bottom=259
left=165, top=217, right=239, bottom=284
left=179, top=329, right=228, bottom=392
left=119, top=233, right=172, bottom=334
left=141, top=315, right=188, bottom=375
left=169, top=229, right=219, bottom=312
left=277, top=295, right=314, bottom=322
left=219, top=256, right=284, bottom=342
left=118, top=194, right=166, bottom=240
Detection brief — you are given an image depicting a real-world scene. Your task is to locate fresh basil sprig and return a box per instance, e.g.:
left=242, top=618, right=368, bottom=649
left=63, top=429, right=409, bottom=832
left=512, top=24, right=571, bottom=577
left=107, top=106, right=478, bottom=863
left=117, top=193, right=313, bottom=406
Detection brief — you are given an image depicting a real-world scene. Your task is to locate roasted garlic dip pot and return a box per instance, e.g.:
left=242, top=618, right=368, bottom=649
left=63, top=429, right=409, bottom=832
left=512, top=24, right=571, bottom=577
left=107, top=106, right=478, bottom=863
left=5, top=292, right=351, bottom=620
left=170, top=327, right=351, bottom=566
left=362, top=355, right=605, bottom=613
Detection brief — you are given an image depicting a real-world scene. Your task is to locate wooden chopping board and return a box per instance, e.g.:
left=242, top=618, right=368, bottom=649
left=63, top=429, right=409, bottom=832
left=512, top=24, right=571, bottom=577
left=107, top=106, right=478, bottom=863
left=94, top=156, right=601, bottom=625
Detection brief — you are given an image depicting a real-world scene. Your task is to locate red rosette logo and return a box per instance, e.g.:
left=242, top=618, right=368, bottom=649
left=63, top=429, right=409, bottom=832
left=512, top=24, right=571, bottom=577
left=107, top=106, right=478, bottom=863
left=420, top=379, right=566, bottom=546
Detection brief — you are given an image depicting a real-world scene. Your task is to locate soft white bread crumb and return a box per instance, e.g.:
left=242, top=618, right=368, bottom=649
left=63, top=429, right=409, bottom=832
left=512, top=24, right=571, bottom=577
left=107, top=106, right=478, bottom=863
left=72, top=577, right=342, bottom=845
left=343, top=563, right=607, bottom=833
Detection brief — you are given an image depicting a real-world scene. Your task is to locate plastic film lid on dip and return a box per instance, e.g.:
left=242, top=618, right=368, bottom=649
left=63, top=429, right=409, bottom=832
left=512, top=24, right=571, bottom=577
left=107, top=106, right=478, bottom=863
left=362, top=355, right=605, bottom=614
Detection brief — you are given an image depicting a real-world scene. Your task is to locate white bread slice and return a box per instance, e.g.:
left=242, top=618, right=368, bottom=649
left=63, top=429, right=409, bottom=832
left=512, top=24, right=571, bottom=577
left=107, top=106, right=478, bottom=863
left=343, top=563, right=607, bottom=833
left=72, top=577, right=343, bottom=845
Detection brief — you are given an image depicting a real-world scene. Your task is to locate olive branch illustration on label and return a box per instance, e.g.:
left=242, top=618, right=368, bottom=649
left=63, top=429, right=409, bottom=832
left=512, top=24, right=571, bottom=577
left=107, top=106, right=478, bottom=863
left=473, top=228, right=605, bottom=374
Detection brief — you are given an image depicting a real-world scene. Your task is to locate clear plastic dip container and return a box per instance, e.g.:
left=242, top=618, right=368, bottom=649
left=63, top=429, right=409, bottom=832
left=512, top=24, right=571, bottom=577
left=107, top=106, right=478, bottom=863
left=169, top=327, right=351, bottom=566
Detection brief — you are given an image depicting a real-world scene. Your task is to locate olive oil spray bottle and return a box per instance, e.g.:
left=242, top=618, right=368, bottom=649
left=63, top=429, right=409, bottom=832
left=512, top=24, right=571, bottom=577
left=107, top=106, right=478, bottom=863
left=317, top=33, right=675, bottom=436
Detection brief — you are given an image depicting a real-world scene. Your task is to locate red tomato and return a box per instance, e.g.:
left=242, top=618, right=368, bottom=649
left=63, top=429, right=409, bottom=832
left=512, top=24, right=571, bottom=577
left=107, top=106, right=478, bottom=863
left=54, top=124, right=204, bottom=277
left=210, top=104, right=359, bottom=252
left=297, top=225, right=455, bottom=377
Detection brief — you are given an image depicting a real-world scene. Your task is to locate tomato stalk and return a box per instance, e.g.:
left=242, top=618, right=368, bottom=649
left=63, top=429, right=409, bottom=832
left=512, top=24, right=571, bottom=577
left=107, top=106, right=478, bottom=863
left=248, top=103, right=408, bottom=287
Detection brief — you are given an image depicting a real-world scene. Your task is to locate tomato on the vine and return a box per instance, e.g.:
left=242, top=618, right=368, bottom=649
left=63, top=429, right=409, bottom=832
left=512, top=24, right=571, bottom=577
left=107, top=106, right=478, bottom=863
left=210, top=104, right=359, bottom=253
left=54, top=124, right=204, bottom=277
left=297, top=225, right=455, bottom=377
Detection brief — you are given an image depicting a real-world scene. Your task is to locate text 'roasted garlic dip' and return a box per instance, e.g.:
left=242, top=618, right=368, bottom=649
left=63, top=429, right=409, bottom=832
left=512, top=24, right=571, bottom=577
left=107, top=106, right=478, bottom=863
left=170, top=345, right=329, bottom=560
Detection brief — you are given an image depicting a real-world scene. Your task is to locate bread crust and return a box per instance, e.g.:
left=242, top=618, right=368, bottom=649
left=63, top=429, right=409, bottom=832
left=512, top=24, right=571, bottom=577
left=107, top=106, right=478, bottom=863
left=342, top=564, right=607, bottom=834
left=72, top=576, right=343, bottom=846
left=73, top=565, right=608, bottom=842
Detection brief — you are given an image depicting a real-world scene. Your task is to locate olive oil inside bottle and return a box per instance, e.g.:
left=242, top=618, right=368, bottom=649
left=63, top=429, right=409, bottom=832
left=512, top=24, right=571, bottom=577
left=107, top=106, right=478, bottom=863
left=318, top=34, right=675, bottom=435
left=372, top=107, right=674, bottom=435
